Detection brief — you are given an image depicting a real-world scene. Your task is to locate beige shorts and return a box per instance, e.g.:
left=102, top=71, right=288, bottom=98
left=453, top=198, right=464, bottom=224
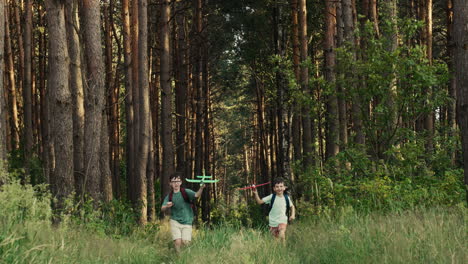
left=170, top=219, right=192, bottom=241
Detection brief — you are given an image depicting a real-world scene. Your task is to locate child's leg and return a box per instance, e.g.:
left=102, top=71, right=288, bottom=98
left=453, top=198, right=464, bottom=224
left=174, top=239, right=183, bottom=252
left=181, top=224, right=193, bottom=246
left=277, top=223, right=288, bottom=243
left=269, top=226, right=280, bottom=238
left=170, top=220, right=184, bottom=252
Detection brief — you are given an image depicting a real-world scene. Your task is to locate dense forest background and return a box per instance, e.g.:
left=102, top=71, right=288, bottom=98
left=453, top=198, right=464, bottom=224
left=0, top=0, right=467, bottom=227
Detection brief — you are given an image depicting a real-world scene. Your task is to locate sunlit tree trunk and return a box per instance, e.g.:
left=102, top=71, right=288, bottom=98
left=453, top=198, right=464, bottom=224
left=420, top=0, right=434, bottom=154
left=13, top=1, right=24, bottom=108
left=4, top=7, right=20, bottom=149
left=65, top=0, right=85, bottom=199
left=135, top=0, right=149, bottom=225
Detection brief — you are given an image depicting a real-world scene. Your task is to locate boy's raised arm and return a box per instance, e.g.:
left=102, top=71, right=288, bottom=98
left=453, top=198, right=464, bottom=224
left=194, top=184, right=206, bottom=198
left=252, top=187, right=265, bottom=204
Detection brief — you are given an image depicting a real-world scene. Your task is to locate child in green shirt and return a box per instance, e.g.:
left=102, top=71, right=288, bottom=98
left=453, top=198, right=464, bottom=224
left=161, top=172, right=205, bottom=252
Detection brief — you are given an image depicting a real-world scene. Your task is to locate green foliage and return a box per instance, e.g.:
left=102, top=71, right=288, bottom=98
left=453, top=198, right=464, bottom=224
left=7, top=147, right=45, bottom=185
left=0, top=180, right=51, bottom=228
left=64, top=198, right=140, bottom=238
left=295, top=135, right=465, bottom=214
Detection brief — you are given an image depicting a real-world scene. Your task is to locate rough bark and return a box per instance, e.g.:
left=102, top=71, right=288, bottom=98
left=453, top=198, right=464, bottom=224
left=299, top=0, right=313, bottom=168
left=325, top=0, right=340, bottom=158
left=100, top=112, right=113, bottom=202
left=5, top=6, right=20, bottom=150
left=447, top=0, right=457, bottom=164
left=23, top=0, right=34, bottom=176
left=175, top=1, right=188, bottom=174
left=160, top=0, right=174, bottom=197
left=45, top=0, right=74, bottom=214
left=65, top=0, right=85, bottom=199
left=0, top=0, right=6, bottom=162
left=81, top=0, right=106, bottom=202
left=290, top=0, right=302, bottom=163
left=135, top=0, right=149, bottom=225
left=453, top=0, right=468, bottom=201
left=122, top=0, right=134, bottom=202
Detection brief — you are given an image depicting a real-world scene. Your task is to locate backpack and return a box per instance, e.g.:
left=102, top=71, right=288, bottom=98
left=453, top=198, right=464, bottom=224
left=169, top=188, right=196, bottom=214
left=269, top=193, right=291, bottom=219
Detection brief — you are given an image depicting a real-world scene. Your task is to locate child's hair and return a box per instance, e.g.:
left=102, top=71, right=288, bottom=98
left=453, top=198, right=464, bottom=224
left=273, top=177, right=286, bottom=186
left=170, top=171, right=184, bottom=181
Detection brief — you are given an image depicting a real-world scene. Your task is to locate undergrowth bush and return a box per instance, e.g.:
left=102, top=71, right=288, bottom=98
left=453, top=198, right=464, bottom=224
left=293, top=140, right=465, bottom=216
left=0, top=179, right=51, bottom=227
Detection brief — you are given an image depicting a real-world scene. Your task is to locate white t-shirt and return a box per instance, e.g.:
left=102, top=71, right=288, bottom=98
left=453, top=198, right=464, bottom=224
left=262, top=194, right=294, bottom=227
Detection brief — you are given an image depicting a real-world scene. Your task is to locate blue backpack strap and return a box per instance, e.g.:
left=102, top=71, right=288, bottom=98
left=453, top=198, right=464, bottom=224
left=269, top=193, right=276, bottom=212
left=284, top=194, right=290, bottom=217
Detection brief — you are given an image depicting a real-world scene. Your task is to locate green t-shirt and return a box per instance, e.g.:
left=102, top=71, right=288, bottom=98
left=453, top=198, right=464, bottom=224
left=162, top=189, right=196, bottom=225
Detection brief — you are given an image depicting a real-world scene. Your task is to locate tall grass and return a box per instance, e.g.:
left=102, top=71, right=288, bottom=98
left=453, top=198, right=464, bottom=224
left=1, top=179, right=466, bottom=263
left=179, top=206, right=466, bottom=264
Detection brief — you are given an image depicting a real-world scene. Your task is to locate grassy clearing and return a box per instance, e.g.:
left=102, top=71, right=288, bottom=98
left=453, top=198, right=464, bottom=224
left=1, top=206, right=466, bottom=264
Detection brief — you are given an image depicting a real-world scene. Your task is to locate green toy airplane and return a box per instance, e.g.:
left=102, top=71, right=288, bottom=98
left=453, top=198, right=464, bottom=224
left=185, top=169, right=219, bottom=185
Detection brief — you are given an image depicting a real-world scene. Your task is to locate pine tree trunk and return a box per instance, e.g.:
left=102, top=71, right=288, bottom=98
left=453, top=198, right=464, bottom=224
left=175, top=1, right=188, bottom=174
left=147, top=123, right=155, bottom=222
left=81, top=0, right=106, bottom=203
left=290, top=0, right=302, bottom=163
left=325, top=0, right=340, bottom=159
left=453, top=0, right=468, bottom=201
left=160, top=0, right=174, bottom=197
left=299, top=0, right=313, bottom=168
left=447, top=0, right=457, bottom=164
left=4, top=7, right=20, bottom=149
left=100, top=112, right=113, bottom=202
left=23, top=0, right=34, bottom=175
left=45, top=0, right=74, bottom=216
left=135, top=0, right=149, bottom=225
left=65, top=0, right=85, bottom=200
left=381, top=0, right=398, bottom=149
left=0, top=0, right=6, bottom=162
left=130, top=0, right=140, bottom=205
left=38, top=5, right=51, bottom=184
left=336, top=0, right=348, bottom=149
left=13, top=2, right=24, bottom=107
left=122, top=0, right=134, bottom=202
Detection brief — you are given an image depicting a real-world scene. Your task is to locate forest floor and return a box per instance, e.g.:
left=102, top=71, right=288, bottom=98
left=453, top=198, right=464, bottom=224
left=1, top=206, right=466, bottom=264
